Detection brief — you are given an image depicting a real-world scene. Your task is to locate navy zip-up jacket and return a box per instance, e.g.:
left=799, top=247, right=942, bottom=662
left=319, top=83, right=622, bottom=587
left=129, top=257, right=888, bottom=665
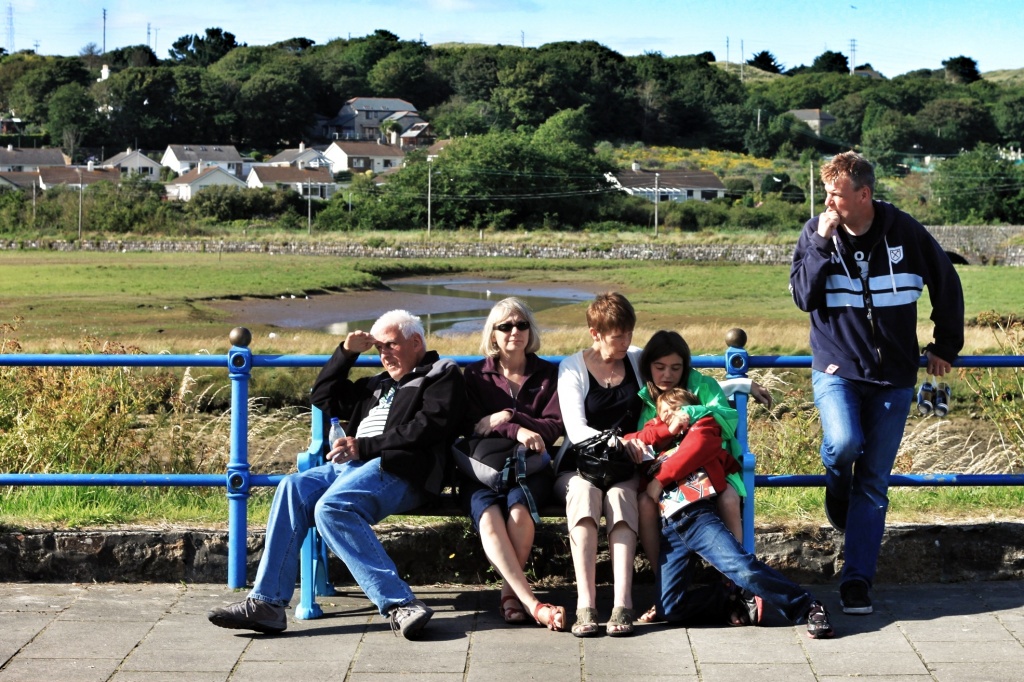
left=790, top=200, right=964, bottom=388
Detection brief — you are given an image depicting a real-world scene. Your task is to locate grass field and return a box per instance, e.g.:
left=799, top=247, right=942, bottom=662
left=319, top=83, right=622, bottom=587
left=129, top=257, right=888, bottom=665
left=2, top=250, right=1019, bottom=354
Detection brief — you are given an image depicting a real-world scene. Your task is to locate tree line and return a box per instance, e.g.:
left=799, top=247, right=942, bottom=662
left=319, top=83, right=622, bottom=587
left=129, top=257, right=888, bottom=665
left=2, top=29, right=1024, bottom=233
left=3, top=28, right=1021, bottom=159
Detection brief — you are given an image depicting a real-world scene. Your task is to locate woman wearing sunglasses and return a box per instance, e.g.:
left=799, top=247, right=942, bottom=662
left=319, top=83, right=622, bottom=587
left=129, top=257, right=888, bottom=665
left=460, top=297, right=565, bottom=631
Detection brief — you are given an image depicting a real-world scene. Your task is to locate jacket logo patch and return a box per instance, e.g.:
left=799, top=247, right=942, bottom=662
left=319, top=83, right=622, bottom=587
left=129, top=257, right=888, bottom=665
left=889, top=246, right=904, bottom=264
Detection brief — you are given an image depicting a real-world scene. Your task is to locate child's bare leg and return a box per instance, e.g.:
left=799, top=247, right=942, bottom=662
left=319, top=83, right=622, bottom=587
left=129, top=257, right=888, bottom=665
left=637, top=491, right=664, bottom=623
left=717, top=486, right=743, bottom=544
left=637, top=492, right=661, bottom=572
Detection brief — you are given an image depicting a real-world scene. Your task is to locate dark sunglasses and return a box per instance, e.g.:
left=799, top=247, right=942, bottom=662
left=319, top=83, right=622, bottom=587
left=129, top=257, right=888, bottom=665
left=494, top=321, right=530, bottom=333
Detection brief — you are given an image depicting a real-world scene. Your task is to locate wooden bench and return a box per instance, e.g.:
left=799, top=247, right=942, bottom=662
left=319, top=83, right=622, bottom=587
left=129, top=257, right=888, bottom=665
left=293, top=374, right=758, bottom=620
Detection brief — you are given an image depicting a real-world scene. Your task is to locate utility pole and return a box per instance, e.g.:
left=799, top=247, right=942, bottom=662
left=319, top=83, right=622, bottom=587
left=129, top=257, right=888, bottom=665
left=307, top=178, right=312, bottom=235
left=850, top=38, right=856, bottom=75
left=809, top=162, right=815, bottom=219
left=102, top=8, right=107, bottom=54
left=654, top=173, right=660, bottom=237
left=426, top=157, right=433, bottom=237
left=77, top=168, right=83, bottom=240
left=740, top=40, right=744, bottom=82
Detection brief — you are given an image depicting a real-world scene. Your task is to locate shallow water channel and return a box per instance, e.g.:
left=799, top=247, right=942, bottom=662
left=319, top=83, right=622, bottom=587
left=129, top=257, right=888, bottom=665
left=326, top=278, right=594, bottom=337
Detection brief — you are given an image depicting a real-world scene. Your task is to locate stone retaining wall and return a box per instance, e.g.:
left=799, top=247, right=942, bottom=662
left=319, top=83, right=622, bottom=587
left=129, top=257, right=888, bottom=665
left=2, top=521, right=1022, bottom=585
left=2, top=225, right=1023, bottom=265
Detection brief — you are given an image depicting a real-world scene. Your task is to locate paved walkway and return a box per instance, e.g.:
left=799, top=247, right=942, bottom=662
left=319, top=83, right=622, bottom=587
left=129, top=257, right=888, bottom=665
left=1, top=580, right=1022, bottom=681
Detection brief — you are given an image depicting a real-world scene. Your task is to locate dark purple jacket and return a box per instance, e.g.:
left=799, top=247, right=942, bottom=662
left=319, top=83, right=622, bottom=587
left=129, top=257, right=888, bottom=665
left=463, top=354, right=563, bottom=451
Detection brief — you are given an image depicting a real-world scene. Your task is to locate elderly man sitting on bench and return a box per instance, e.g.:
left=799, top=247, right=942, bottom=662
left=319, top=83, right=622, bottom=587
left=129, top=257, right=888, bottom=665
left=208, top=309, right=466, bottom=640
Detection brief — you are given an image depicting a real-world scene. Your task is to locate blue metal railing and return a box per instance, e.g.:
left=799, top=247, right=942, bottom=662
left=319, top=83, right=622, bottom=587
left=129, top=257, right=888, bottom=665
left=2, top=330, right=1023, bottom=589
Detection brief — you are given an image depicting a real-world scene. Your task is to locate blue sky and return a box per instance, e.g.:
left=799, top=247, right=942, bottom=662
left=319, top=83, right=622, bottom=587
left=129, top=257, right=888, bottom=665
left=8, top=0, right=1023, bottom=77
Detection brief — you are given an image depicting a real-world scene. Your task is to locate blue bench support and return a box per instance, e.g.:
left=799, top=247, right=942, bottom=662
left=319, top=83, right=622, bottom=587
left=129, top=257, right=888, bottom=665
left=295, top=406, right=337, bottom=620
left=724, top=340, right=757, bottom=554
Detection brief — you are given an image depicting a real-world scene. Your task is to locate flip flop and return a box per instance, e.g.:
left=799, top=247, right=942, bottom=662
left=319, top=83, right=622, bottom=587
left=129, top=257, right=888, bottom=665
left=500, top=595, right=527, bottom=624
left=637, top=603, right=663, bottom=624
left=532, top=602, right=566, bottom=632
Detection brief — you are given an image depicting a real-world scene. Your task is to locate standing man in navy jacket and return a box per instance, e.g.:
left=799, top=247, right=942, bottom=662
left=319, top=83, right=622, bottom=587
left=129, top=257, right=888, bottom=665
left=790, top=151, right=964, bottom=615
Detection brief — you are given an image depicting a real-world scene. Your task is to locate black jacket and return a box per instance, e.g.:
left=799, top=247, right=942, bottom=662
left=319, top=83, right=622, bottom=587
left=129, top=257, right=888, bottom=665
left=310, top=346, right=466, bottom=496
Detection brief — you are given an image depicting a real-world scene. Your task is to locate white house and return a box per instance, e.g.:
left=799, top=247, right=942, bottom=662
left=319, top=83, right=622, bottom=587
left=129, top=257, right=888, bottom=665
left=398, top=121, right=433, bottom=148
left=101, top=148, right=162, bottom=180
left=0, top=146, right=68, bottom=172
left=606, top=163, right=726, bottom=203
left=164, top=163, right=246, bottom=201
left=246, top=165, right=337, bottom=200
left=786, top=109, right=837, bottom=136
left=323, top=140, right=405, bottom=175
left=322, top=97, right=419, bottom=141
left=160, top=144, right=245, bottom=178
left=265, top=142, right=331, bottom=169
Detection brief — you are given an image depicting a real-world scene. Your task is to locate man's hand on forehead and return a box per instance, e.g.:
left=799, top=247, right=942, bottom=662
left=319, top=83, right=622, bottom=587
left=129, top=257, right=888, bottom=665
left=343, top=330, right=377, bottom=354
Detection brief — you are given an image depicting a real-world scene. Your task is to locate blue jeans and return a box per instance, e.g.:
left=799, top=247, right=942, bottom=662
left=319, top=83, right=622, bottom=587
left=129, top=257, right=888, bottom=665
left=250, top=459, right=426, bottom=615
left=658, top=501, right=813, bottom=624
left=812, top=370, right=914, bottom=587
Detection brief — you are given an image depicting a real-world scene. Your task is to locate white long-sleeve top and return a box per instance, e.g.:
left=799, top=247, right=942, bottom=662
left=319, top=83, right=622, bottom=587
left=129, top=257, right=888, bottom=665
left=557, top=346, right=644, bottom=445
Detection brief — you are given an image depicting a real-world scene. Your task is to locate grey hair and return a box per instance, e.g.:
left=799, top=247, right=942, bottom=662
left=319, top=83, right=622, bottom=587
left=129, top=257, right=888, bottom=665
left=370, top=309, right=425, bottom=343
left=480, top=297, right=541, bottom=358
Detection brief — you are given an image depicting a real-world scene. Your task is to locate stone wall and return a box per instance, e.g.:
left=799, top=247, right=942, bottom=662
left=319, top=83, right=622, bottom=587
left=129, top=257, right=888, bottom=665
left=2, top=521, right=1022, bottom=585
left=2, top=225, right=1022, bottom=265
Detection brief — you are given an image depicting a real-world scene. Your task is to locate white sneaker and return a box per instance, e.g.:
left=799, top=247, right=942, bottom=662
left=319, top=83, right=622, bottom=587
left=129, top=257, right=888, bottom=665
left=389, top=599, right=433, bottom=639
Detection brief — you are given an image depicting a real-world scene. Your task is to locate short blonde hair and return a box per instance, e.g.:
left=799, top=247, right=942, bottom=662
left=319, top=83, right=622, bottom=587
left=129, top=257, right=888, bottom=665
left=821, top=151, right=875, bottom=194
left=480, top=297, right=541, bottom=358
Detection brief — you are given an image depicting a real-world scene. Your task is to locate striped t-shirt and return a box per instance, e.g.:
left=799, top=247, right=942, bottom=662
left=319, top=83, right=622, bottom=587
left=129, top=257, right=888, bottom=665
left=355, top=383, right=396, bottom=439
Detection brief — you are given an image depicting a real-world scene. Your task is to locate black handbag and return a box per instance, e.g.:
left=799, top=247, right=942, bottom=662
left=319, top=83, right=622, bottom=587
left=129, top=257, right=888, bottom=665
left=571, top=428, right=636, bottom=490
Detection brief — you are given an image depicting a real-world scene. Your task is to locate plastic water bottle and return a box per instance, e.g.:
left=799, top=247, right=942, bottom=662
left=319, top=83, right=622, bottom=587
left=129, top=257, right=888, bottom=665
left=328, top=417, right=345, bottom=444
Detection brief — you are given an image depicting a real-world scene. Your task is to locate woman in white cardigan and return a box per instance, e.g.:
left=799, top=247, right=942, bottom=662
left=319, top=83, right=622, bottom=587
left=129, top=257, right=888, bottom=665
left=555, top=292, right=646, bottom=637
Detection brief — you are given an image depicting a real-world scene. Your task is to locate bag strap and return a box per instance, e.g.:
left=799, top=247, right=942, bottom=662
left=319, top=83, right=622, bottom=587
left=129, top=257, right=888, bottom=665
left=506, top=446, right=542, bottom=524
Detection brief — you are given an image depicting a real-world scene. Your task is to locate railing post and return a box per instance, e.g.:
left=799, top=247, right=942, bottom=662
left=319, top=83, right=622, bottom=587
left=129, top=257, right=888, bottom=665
left=724, top=328, right=756, bottom=554
left=226, top=327, right=253, bottom=589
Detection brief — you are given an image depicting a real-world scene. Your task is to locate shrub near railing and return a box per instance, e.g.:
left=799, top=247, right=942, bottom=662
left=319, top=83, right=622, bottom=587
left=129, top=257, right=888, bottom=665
left=0, top=329, right=172, bottom=475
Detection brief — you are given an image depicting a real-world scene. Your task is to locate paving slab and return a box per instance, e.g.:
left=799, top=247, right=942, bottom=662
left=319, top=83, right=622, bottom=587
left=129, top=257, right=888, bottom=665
left=0, top=581, right=1020, bottom=681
